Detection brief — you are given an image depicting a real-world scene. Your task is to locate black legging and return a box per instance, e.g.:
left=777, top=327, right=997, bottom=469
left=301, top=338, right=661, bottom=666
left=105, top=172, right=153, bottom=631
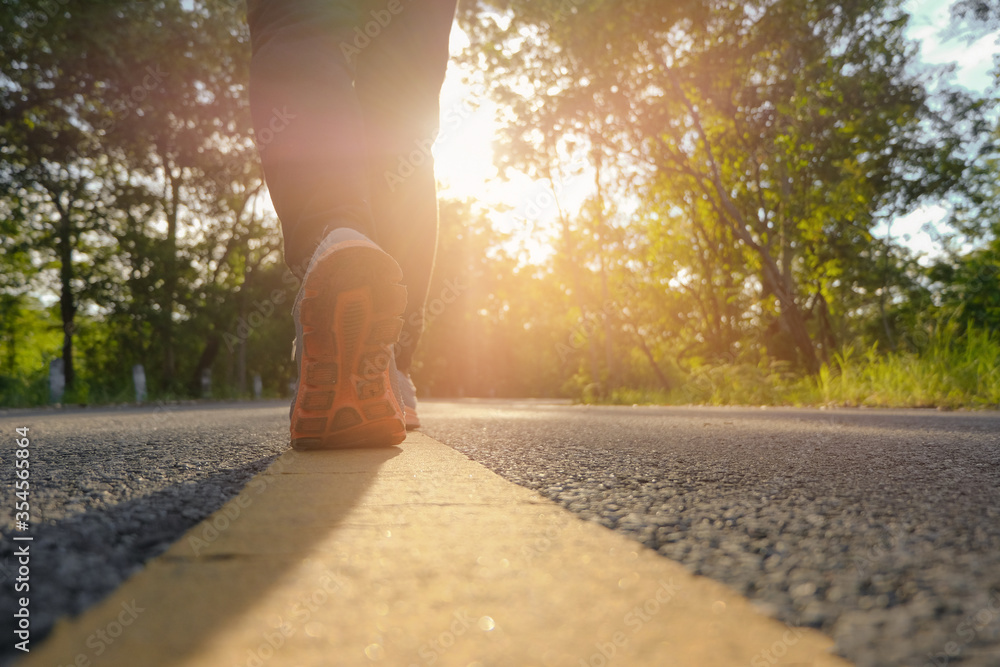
left=247, top=0, right=456, bottom=373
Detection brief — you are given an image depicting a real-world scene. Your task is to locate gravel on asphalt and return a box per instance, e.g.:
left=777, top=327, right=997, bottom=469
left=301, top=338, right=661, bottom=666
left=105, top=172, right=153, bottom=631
left=2, top=400, right=999, bottom=667
left=421, top=401, right=1000, bottom=667
left=0, top=402, right=288, bottom=666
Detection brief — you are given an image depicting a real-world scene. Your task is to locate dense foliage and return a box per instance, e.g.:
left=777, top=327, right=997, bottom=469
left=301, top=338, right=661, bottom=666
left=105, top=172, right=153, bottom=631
left=1, top=0, right=998, bottom=407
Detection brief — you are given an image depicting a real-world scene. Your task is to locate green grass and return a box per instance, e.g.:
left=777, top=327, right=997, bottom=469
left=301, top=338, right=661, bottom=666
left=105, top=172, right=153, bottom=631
left=599, top=323, right=1000, bottom=410
left=814, top=324, right=1000, bottom=409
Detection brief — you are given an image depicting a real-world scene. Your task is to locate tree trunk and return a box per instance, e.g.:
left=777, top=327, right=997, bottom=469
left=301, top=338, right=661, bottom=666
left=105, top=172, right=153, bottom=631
left=758, top=259, right=820, bottom=373
left=599, top=249, right=616, bottom=392
left=880, top=236, right=896, bottom=351
left=237, top=291, right=247, bottom=398
left=668, top=75, right=821, bottom=374
left=632, top=327, right=673, bottom=392
left=709, top=162, right=820, bottom=373
left=558, top=200, right=601, bottom=392
left=163, top=165, right=181, bottom=386
left=57, top=204, right=76, bottom=389
left=188, top=334, right=220, bottom=396
left=237, top=338, right=248, bottom=397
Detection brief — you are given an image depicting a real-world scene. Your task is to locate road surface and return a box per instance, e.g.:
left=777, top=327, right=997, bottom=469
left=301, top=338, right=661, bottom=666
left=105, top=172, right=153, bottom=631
left=1, top=399, right=998, bottom=666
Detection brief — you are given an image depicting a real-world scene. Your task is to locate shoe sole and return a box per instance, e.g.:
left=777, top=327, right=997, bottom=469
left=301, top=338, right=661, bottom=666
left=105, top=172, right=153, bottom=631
left=290, top=241, right=407, bottom=450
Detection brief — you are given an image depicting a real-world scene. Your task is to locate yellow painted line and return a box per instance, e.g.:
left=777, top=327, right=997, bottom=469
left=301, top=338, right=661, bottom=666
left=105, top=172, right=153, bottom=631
left=24, top=432, right=851, bottom=667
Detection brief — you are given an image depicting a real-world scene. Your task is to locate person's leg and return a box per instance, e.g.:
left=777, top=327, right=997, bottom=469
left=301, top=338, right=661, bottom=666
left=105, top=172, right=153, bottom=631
left=354, top=0, right=457, bottom=374
left=249, top=0, right=412, bottom=448
left=247, top=0, right=375, bottom=275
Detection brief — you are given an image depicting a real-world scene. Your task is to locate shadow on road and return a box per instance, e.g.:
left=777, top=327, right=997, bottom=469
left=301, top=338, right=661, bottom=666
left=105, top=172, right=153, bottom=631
left=5, top=445, right=400, bottom=667
left=0, top=455, right=284, bottom=667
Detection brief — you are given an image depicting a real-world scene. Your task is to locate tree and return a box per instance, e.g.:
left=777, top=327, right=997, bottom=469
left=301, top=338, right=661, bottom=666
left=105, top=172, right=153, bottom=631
left=458, top=0, right=985, bottom=373
left=0, top=6, right=121, bottom=390
left=948, top=0, right=1000, bottom=37
left=1, top=0, right=283, bottom=400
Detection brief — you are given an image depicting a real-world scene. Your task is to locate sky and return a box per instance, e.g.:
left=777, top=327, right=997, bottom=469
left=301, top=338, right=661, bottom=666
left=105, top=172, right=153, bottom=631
left=430, top=0, right=1000, bottom=265
left=883, top=0, right=1000, bottom=257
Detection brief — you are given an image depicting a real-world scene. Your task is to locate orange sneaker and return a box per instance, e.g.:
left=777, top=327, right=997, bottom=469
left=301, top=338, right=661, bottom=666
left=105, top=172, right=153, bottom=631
left=289, top=228, right=407, bottom=449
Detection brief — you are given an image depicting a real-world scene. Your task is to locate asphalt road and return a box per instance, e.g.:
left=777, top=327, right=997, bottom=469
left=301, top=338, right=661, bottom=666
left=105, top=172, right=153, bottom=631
left=1, top=399, right=999, bottom=667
